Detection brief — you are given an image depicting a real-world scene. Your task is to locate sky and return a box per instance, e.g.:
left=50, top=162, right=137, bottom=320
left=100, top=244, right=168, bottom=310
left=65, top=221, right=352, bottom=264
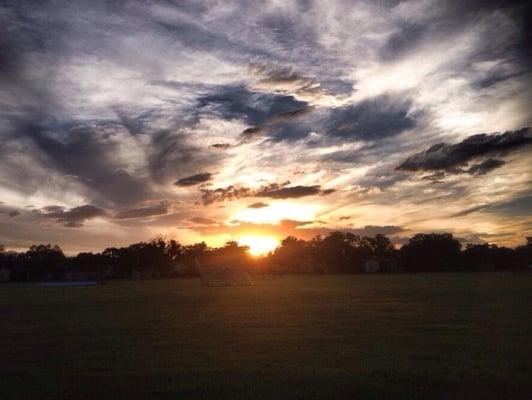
left=0, top=0, right=531, bottom=254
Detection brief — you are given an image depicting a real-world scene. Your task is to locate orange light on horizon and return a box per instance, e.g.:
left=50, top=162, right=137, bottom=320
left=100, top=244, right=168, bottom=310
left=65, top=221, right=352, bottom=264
left=238, top=235, right=279, bottom=256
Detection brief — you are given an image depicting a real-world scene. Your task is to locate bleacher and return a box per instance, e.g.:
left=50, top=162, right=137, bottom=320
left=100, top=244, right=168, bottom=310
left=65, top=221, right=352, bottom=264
left=199, top=267, right=253, bottom=287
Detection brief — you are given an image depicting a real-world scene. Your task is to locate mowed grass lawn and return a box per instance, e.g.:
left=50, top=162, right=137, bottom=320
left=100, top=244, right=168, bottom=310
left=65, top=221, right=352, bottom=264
left=1, top=273, right=531, bottom=399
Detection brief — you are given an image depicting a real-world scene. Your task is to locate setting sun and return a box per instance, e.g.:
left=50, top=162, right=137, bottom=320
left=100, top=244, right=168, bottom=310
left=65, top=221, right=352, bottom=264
left=238, top=235, right=280, bottom=256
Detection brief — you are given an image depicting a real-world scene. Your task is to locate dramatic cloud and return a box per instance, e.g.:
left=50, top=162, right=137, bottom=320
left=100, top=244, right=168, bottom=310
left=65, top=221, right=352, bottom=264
left=200, top=186, right=254, bottom=206
left=197, top=85, right=307, bottom=127
left=0, top=0, right=530, bottom=251
left=1, top=122, right=155, bottom=207
left=397, top=128, right=531, bottom=174
left=37, top=205, right=107, bottom=227
left=256, top=185, right=322, bottom=199
left=201, top=183, right=334, bottom=205
left=211, top=143, right=231, bottom=149
left=175, top=173, right=213, bottom=187
left=325, top=96, right=417, bottom=141
left=247, top=202, right=269, bottom=209
left=114, top=202, right=169, bottom=219
left=465, top=159, right=506, bottom=175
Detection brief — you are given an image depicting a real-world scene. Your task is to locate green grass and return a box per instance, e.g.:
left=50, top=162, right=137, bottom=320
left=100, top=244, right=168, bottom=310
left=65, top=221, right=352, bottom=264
left=1, top=273, right=531, bottom=399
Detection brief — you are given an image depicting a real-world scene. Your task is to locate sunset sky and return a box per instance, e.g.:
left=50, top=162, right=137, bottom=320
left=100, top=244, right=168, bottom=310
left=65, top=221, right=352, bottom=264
left=0, top=0, right=531, bottom=254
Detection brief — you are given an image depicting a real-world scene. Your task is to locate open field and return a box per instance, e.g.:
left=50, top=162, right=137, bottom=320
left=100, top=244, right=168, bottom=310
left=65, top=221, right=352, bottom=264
left=1, top=273, right=531, bottom=399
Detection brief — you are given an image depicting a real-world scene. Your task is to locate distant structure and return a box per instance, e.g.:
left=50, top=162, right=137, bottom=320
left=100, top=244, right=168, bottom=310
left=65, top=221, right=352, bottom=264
left=173, top=262, right=189, bottom=276
left=196, top=255, right=253, bottom=287
left=364, top=260, right=380, bottom=273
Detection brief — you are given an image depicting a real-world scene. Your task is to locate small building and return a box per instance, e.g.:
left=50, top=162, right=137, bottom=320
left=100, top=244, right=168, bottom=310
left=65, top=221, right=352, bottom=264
left=198, top=253, right=253, bottom=286
left=173, top=262, right=189, bottom=276
left=364, top=260, right=380, bottom=273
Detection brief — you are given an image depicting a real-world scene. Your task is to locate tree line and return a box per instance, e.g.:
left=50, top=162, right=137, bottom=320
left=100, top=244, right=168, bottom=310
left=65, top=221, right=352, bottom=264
left=0, top=233, right=531, bottom=282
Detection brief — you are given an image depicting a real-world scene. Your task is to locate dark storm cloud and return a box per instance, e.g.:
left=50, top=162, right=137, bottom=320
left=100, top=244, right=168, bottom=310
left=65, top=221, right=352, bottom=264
left=325, top=96, right=416, bottom=141
left=37, top=204, right=107, bottom=227
left=197, top=84, right=308, bottom=127
left=114, top=202, right=169, bottom=219
left=21, top=123, right=153, bottom=207
left=112, top=107, right=150, bottom=136
left=1, top=115, right=221, bottom=210
left=211, top=143, right=231, bottom=149
left=237, top=117, right=313, bottom=144
left=274, top=106, right=315, bottom=121
left=397, top=127, right=531, bottom=174
left=148, top=130, right=222, bottom=185
left=200, top=186, right=254, bottom=206
left=418, top=158, right=506, bottom=183
left=175, top=173, right=212, bottom=187
left=247, top=202, right=269, bottom=209
left=195, top=84, right=315, bottom=144
left=256, top=185, right=322, bottom=199
left=200, top=183, right=333, bottom=205
left=239, top=126, right=263, bottom=143
left=257, top=121, right=312, bottom=143
left=465, top=158, right=506, bottom=175
left=253, top=184, right=334, bottom=199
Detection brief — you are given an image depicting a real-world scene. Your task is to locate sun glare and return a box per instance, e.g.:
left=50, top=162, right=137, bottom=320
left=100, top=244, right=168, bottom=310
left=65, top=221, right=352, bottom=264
left=238, top=235, right=279, bottom=256
left=231, top=202, right=316, bottom=224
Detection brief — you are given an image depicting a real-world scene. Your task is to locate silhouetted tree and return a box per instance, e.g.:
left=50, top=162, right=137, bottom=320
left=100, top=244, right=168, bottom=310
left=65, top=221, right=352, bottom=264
left=515, top=238, right=532, bottom=269
left=463, top=244, right=494, bottom=271
left=24, top=244, right=66, bottom=280
left=400, top=233, right=462, bottom=272
left=316, top=232, right=356, bottom=272
left=182, top=242, right=209, bottom=276
left=270, top=236, right=310, bottom=273
left=463, top=243, right=519, bottom=271
left=0, top=233, right=525, bottom=282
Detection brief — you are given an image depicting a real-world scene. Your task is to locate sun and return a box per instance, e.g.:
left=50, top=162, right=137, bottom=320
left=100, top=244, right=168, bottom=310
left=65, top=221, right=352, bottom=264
left=238, top=235, right=280, bottom=256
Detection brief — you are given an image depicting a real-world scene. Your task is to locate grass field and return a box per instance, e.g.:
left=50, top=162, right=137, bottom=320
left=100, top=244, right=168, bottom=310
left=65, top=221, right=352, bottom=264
left=1, top=273, right=531, bottom=399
